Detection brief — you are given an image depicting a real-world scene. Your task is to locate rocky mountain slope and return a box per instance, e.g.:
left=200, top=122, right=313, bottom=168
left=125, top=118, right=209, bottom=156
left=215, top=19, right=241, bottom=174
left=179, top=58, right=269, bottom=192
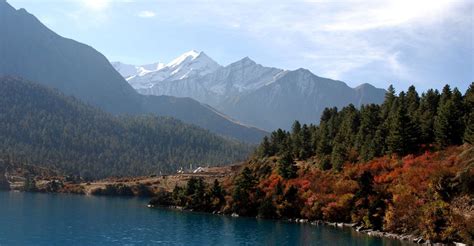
left=116, top=54, right=386, bottom=130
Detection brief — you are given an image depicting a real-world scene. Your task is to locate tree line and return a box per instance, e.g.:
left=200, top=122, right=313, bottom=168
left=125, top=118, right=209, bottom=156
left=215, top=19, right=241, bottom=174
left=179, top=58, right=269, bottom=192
left=257, top=83, right=474, bottom=172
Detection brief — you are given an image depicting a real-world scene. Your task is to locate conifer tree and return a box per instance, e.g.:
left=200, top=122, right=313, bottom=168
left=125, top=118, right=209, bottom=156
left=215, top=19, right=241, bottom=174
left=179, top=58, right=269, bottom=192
left=291, top=121, right=303, bottom=158
left=463, top=83, right=474, bottom=144
left=435, top=86, right=464, bottom=147
left=406, top=85, right=420, bottom=117
left=464, top=112, right=474, bottom=144
left=258, top=136, right=272, bottom=157
left=278, top=151, right=297, bottom=179
left=381, top=85, right=396, bottom=119
left=356, top=104, right=381, bottom=161
left=419, top=89, right=440, bottom=143
left=299, top=124, right=312, bottom=159
left=316, top=124, right=332, bottom=156
left=211, top=179, right=224, bottom=204
left=386, top=92, right=418, bottom=155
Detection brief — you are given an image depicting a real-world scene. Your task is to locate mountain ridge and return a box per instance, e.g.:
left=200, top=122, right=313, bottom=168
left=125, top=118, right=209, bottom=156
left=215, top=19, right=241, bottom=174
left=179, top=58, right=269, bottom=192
left=116, top=53, right=386, bottom=130
left=0, top=1, right=267, bottom=143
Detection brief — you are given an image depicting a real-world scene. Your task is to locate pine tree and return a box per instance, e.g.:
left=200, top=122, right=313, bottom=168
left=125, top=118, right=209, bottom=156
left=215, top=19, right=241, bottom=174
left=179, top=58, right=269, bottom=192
left=270, top=129, right=288, bottom=155
left=463, top=83, right=474, bottom=144
left=278, top=151, right=297, bottom=179
left=464, top=112, right=474, bottom=144
left=451, top=88, right=465, bottom=143
left=434, top=86, right=464, bottom=147
left=211, top=179, right=223, bottom=198
left=331, top=141, right=346, bottom=171
left=211, top=179, right=224, bottom=206
left=386, top=92, right=419, bottom=155
left=419, top=89, right=440, bottom=143
left=299, top=124, right=312, bottom=159
left=356, top=104, right=381, bottom=161
left=464, top=83, right=474, bottom=112
left=406, top=85, right=420, bottom=117
left=377, top=85, right=397, bottom=154
left=186, top=177, right=199, bottom=196
left=232, top=167, right=257, bottom=215
left=316, top=124, right=332, bottom=156
left=381, top=85, right=396, bottom=119
left=291, top=121, right=303, bottom=158
left=258, top=136, right=272, bottom=157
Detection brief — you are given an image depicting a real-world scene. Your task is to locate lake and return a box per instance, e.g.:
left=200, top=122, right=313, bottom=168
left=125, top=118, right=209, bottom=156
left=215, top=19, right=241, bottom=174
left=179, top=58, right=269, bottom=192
left=0, top=192, right=410, bottom=245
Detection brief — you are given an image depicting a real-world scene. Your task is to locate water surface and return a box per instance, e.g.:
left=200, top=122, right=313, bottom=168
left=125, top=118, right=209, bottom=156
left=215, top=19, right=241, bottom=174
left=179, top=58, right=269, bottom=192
left=0, top=192, right=410, bottom=245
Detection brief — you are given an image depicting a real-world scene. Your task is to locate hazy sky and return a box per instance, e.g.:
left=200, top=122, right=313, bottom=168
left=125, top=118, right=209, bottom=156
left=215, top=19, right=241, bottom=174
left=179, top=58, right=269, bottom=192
left=7, top=0, right=474, bottom=92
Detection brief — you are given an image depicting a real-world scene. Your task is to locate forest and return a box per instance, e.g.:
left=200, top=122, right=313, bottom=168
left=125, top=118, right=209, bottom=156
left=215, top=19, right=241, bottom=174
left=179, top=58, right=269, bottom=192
left=150, top=83, right=474, bottom=244
left=0, top=77, right=252, bottom=178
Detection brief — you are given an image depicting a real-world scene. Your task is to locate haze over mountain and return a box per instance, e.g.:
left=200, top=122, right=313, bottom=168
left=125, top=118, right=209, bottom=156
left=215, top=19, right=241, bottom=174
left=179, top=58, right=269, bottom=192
left=0, top=1, right=266, bottom=143
left=0, top=77, right=252, bottom=178
left=115, top=52, right=386, bottom=130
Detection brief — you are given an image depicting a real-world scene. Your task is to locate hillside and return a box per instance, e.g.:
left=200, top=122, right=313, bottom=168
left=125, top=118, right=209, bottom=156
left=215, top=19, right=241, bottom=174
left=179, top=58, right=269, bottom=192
left=0, top=77, right=252, bottom=178
left=0, top=1, right=266, bottom=143
left=148, top=83, right=474, bottom=244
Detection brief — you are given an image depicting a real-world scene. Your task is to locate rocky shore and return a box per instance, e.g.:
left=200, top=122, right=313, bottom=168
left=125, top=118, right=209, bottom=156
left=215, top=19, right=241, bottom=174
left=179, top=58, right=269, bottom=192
left=148, top=203, right=465, bottom=246
left=284, top=219, right=467, bottom=246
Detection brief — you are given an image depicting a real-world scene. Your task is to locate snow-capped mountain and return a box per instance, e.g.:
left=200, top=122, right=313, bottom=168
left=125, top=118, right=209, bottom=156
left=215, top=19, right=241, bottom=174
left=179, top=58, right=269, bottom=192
left=115, top=50, right=222, bottom=90
left=114, top=53, right=386, bottom=131
left=137, top=57, right=287, bottom=106
left=200, top=57, right=287, bottom=96
left=112, top=62, right=165, bottom=80
left=219, top=68, right=386, bottom=130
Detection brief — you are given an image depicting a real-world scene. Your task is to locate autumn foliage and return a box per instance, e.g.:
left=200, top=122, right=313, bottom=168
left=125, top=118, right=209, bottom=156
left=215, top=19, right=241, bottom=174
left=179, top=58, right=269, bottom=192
left=225, top=145, right=473, bottom=243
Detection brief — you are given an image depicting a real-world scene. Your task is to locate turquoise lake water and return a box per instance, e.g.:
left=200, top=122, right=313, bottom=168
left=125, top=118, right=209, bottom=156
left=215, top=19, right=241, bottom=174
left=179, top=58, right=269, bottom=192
left=0, top=192, right=410, bottom=245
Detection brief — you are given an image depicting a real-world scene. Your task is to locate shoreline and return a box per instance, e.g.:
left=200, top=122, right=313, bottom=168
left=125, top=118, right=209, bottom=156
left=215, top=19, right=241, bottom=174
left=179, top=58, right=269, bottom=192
left=147, top=203, right=455, bottom=246
left=2, top=188, right=464, bottom=246
left=3, top=158, right=471, bottom=246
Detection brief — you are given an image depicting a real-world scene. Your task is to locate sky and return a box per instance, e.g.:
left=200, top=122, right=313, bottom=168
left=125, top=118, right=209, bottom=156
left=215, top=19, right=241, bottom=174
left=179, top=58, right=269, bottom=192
left=7, top=0, right=474, bottom=92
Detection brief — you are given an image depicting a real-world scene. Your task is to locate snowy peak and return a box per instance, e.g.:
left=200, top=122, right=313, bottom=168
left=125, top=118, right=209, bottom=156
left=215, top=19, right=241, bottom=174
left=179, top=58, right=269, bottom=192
left=118, top=50, right=222, bottom=89
left=167, top=50, right=200, bottom=68
left=111, top=61, right=165, bottom=80
left=141, top=62, right=165, bottom=72
left=110, top=50, right=386, bottom=131
left=164, top=50, right=221, bottom=79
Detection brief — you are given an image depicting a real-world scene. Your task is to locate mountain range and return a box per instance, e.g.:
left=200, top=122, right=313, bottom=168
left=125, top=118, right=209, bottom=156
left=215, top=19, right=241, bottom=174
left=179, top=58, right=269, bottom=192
left=0, top=0, right=266, bottom=143
left=113, top=52, right=386, bottom=131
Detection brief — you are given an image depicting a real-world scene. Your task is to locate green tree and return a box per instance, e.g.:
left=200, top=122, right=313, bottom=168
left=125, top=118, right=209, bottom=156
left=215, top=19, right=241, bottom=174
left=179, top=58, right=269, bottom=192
left=258, top=136, right=273, bottom=157
left=356, top=104, right=382, bottom=161
left=464, top=84, right=474, bottom=144
left=299, top=124, right=312, bottom=159
left=278, top=151, right=297, bottom=179
left=386, top=92, right=419, bottom=155
left=331, top=104, right=359, bottom=169
left=419, top=89, right=440, bottom=143
left=406, top=85, right=420, bottom=118
left=434, top=86, right=464, bottom=147
left=464, top=113, right=474, bottom=144
left=291, top=121, right=303, bottom=158
left=232, top=167, right=257, bottom=215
